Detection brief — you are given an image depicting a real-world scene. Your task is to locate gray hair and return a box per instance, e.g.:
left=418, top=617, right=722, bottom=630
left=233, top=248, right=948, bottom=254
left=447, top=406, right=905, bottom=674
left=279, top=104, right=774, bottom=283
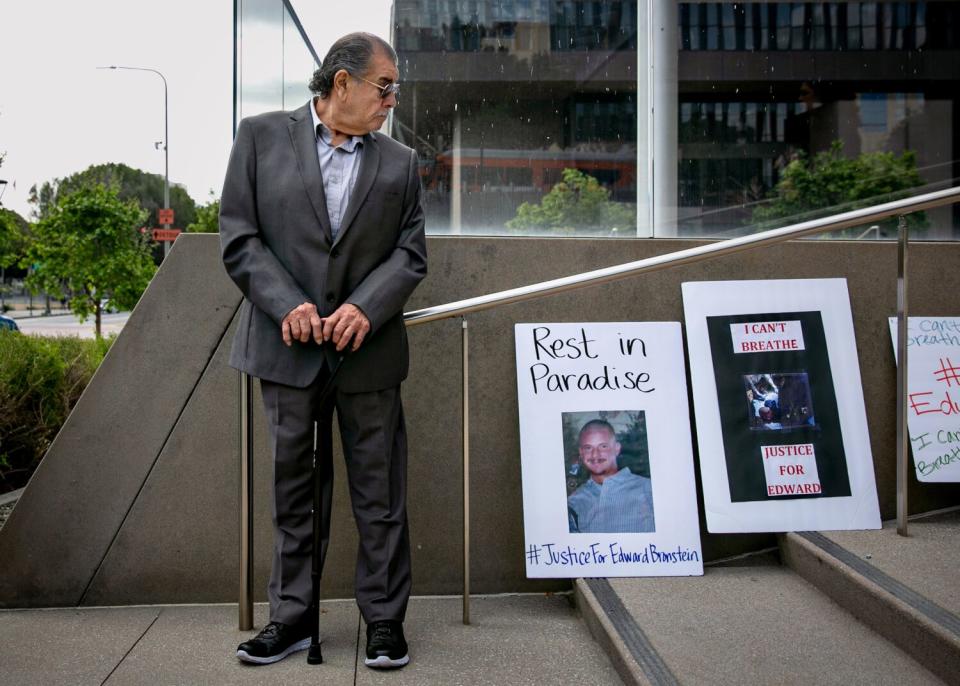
left=309, top=32, right=397, bottom=98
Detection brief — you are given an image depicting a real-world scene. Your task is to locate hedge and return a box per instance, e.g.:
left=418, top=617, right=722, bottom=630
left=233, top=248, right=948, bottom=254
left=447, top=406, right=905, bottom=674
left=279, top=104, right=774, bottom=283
left=0, top=332, right=114, bottom=494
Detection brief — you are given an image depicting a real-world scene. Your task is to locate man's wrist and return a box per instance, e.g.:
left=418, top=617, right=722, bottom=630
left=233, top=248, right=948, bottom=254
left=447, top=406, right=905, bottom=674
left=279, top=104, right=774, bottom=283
left=344, top=301, right=370, bottom=322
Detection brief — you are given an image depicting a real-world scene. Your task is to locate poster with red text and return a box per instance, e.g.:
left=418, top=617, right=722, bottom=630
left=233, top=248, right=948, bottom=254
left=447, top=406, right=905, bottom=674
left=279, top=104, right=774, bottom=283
left=683, top=279, right=881, bottom=533
left=888, top=316, right=960, bottom=482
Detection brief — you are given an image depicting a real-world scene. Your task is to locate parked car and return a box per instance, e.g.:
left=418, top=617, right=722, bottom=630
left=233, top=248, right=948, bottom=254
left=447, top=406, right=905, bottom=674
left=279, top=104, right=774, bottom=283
left=0, top=314, right=20, bottom=332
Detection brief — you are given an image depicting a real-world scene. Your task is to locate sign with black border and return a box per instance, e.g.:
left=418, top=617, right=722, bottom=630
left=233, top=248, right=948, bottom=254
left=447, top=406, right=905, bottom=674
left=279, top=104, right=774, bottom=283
left=683, top=279, right=880, bottom=533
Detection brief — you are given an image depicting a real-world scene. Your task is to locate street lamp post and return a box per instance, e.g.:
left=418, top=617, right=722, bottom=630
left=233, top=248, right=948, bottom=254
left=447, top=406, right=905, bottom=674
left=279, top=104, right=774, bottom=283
left=97, top=66, right=172, bottom=258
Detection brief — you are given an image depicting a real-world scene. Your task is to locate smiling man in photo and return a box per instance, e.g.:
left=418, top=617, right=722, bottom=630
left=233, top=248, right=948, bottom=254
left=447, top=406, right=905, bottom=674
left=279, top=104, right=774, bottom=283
left=567, top=419, right=655, bottom=534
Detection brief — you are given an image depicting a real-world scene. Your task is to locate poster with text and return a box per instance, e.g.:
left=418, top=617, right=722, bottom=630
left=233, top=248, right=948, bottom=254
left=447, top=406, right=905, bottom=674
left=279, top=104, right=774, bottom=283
left=683, top=279, right=881, bottom=533
left=515, top=322, right=703, bottom=578
left=888, top=316, right=960, bottom=482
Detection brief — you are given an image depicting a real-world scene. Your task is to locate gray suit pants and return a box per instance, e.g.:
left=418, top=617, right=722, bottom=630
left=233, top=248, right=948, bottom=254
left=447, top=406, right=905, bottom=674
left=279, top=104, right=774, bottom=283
left=260, top=366, right=411, bottom=625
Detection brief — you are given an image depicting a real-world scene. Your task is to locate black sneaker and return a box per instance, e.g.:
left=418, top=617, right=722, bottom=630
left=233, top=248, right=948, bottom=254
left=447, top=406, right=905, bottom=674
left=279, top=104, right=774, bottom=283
left=364, top=620, right=409, bottom=669
left=236, top=618, right=313, bottom=665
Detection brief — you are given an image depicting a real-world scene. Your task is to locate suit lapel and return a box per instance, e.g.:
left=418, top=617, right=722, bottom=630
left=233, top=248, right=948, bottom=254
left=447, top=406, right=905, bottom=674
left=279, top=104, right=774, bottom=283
left=333, top=132, right=380, bottom=247
left=287, top=103, right=333, bottom=243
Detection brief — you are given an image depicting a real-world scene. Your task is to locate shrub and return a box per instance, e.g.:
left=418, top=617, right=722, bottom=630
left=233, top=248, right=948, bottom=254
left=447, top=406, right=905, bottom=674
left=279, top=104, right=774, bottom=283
left=750, top=141, right=927, bottom=236
left=0, top=332, right=114, bottom=493
left=507, top=168, right=636, bottom=235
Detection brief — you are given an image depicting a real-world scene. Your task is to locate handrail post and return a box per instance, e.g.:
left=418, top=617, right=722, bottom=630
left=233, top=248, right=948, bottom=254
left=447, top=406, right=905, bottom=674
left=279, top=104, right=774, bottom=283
left=896, top=215, right=909, bottom=536
left=240, top=371, right=254, bottom=629
left=462, top=318, right=471, bottom=625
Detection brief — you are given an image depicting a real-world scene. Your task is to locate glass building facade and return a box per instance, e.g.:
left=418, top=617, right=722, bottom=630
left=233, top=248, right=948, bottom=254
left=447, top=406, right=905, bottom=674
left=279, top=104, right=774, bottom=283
left=235, top=0, right=318, bottom=122
left=235, top=0, right=960, bottom=239
left=674, top=1, right=959, bottom=238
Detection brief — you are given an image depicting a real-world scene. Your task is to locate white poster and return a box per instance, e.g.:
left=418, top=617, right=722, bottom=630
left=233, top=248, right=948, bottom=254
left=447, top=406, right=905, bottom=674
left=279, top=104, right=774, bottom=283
left=683, top=279, right=881, bottom=533
left=888, top=316, right=960, bottom=482
left=515, top=322, right=703, bottom=578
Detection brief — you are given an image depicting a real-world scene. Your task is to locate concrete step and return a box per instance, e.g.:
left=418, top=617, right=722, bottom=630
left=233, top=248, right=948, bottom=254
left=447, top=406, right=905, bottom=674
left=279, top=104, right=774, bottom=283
left=0, top=594, right=622, bottom=685
left=780, top=508, right=960, bottom=686
left=575, top=560, right=945, bottom=685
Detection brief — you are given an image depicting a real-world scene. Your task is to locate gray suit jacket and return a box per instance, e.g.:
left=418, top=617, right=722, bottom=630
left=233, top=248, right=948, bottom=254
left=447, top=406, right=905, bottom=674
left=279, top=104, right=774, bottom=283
left=219, top=101, right=427, bottom=392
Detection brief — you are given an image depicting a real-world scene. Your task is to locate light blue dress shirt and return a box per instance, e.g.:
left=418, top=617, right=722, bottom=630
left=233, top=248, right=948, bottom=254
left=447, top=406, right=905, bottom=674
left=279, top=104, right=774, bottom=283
left=310, top=98, right=364, bottom=240
left=567, top=467, right=656, bottom=534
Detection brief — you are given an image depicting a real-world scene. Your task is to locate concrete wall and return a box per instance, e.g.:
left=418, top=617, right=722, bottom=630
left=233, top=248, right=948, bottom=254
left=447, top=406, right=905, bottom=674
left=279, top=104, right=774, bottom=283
left=1, top=233, right=957, bottom=607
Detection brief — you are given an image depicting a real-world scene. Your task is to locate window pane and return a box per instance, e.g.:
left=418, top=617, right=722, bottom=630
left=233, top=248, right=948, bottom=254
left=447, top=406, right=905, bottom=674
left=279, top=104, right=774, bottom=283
left=392, top=0, right=639, bottom=237
left=237, top=0, right=285, bottom=120
left=675, top=1, right=960, bottom=240
left=236, top=1, right=960, bottom=241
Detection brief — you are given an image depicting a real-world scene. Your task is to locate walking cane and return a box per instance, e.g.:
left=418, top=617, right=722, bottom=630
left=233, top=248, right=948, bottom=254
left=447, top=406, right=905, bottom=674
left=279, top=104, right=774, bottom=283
left=308, top=353, right=346, bottom=665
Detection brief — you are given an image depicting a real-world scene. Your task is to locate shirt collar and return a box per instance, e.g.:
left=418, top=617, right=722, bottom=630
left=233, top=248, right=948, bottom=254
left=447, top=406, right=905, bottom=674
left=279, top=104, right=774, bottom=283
left=311, top=97, right=363, bottom=153
left=587, top=467, right=632, bottom=488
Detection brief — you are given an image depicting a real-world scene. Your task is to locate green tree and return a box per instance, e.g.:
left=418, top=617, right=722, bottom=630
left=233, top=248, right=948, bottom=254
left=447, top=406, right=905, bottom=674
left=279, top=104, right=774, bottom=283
left=25, top=185, right=156, bottom=337
left=751, top=141, right=927, bottom=236
left=185, top=192, right=220, bottom=233
left=0, top=208, right=29, bottom=270
left=507, top=168, right=635, bottom=235
left=28, top=162, right=197, bottom=232
left=0, top=209, right=28, bottom=311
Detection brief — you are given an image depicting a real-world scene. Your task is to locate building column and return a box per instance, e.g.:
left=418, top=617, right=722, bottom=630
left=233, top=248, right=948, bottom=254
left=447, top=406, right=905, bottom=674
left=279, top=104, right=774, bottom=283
left=652, top=0, right=679, bottom=237
left=451, top=111, right=462, bottom=234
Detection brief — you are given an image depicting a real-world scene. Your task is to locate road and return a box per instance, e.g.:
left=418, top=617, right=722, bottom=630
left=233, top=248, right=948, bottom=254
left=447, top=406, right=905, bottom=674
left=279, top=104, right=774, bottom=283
left=13, top=311, right=131, bottom=338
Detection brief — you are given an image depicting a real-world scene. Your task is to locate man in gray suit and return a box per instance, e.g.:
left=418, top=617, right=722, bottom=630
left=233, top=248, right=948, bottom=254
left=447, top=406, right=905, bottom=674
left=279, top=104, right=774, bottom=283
left=220, top=32, right=426, bottom=669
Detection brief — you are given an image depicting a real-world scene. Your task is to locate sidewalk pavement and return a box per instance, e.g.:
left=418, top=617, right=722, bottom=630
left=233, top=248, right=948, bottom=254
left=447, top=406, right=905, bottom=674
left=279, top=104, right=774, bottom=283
left=0, top=594, right=622, bottom=686
left=10, top=311, right=130, bottom=338
left=6, top=307, right=73, bottom=318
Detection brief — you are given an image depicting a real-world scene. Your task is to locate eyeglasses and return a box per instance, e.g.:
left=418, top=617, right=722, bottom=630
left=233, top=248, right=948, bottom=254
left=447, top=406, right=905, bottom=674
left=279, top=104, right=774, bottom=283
left=352, top=74, right=401, bottom=102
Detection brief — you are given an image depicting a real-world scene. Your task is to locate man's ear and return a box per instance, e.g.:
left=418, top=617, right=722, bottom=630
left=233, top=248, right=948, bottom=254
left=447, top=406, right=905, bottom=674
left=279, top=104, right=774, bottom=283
left=334, top=69, right=350, bottom=98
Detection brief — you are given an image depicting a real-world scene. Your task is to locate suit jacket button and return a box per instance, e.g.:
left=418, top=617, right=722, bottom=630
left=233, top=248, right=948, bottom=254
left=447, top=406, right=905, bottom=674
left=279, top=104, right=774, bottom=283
left=331, top=249, right=340, bottom=259
left=326, top=293, right=335, bottom=303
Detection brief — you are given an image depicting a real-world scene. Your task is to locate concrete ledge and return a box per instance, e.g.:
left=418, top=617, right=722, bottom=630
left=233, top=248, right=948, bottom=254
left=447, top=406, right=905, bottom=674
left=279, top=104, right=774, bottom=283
left=0, top=488, right=24, bottom=507
left=574, top=578, right=670, bottom=686
left=578, top=567, right=941, bottom=685
left=3, top=235, right=958, bottom=607
left=0, top=236, right=242, bottom=608
left=780, top=531, right=960, bottom=686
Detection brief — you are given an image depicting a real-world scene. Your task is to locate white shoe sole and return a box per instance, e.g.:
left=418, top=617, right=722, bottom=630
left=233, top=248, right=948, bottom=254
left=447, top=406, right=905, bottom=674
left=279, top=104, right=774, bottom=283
left=364, top=653, right=410, bottom=669
left=236, top=637, right=313, bottom=664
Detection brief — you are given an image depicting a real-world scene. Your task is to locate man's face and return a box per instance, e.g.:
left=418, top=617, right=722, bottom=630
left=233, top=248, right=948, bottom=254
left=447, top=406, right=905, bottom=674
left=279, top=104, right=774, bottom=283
left=338, top=49, right=399, bottom=135
left=578, top=427, right=621, bottom=481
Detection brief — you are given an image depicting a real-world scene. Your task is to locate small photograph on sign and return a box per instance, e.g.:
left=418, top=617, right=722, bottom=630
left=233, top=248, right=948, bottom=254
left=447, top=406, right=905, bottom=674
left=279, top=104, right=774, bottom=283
left=562, top=410, right=655, bottom=534
left=743, top=372, right=816, bottom=431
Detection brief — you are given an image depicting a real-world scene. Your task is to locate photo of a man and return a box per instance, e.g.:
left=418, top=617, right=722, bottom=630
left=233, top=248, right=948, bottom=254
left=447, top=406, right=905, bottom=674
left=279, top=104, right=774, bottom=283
left=565, top=415, right=655, bottom=534
left=743, top=372, right=816, bottom=431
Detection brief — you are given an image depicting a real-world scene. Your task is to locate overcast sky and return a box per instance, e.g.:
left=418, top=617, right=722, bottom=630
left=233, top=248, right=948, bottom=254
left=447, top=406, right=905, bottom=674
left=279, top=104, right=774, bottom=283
left=0, top=1, right=391, bottom=220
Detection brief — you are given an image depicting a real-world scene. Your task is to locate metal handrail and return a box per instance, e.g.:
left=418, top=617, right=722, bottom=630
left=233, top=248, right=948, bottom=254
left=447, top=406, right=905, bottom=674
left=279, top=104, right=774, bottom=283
left=239, top=185, right=960, bottom=630
left=397, top=183, right=957, bottom=616
left=404, top=186, right=960, bottom=326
